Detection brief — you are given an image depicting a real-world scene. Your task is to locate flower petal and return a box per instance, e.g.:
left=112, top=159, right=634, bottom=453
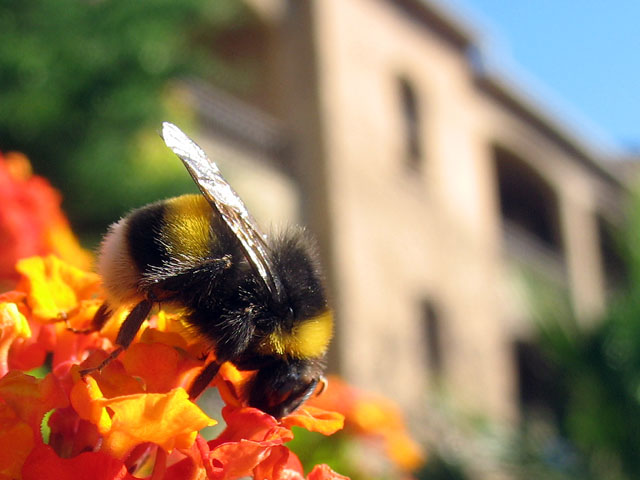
left=48, top=406, right=101, bottom=459
left=306, top=464, right=350, bottom=480
left=0, top=291, right=26, bottom=304
left=102, top=388, right=216, bottom=458
left=0, top=302, right=32, bottom=376
left=69, top=375, right=112, bottom=434
left=21, top=444, right=133, bottom=480
left=9, top=322, right=55, bottom=372
left=208, top=440, right=276, bottom=480
left=0, top=404, right=34, bottom=479
left=213, top=363, right=252, bottom=408
left=0, top=302, right=31, bottom=338
left=252, top=445, right=297, bottom=480
left=121, top=342, right=202, bottom=393
left=75, top=352, right=144, bottom=398
left=0, top=371, right=68, bottom=431
left=282, top=406, right=344, bottom=436
left=16, top=256, right=100, bottom=322
left=211, top=406, right=292, bottom=448
left=384, top=430, right=425, bottom=471
left=164, top=456, right=207, bottom=480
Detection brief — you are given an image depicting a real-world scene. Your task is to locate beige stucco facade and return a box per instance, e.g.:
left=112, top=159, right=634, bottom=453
left=192, top=0, right=628, bottom=453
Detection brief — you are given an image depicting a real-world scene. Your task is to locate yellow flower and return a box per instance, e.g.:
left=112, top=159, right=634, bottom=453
left=16, top=255, right=101, bottom=322
left=71, top=376, right=216, bottom=459
left=0, top=302, right=31, bottom=376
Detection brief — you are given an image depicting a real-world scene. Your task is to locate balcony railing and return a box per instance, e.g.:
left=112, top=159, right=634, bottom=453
left=502, top=220, right=567, bottom=284
left=182, top=78, right=290, bottom=165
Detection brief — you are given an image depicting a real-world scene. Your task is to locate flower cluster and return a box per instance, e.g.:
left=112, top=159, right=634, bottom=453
left=0, top=255, right=347, bottom=480
left=304, top=376, right=425, bottom=476
left=0, top=150, right=426, bottom=480
left=0, top=151, right=92, bottom=289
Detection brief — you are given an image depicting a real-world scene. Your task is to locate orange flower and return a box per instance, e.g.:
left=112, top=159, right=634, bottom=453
left=0, top=372, right=68, bottom=478
left=15, top=255, right=101, bottom=323
left=205, top=407, right=294, bottom=480
left=121, top=342, right=203, bottom=394
left=0, top=403, right=34, bottom=479
left=0, top=302, right=31, bottom=376
left=21, top=444, right=135, bottom=480
left=201, top=365, right=345, bottom=480
left=214, top=362, right=345, bottom=435
left=282, top=406, right=344, bottom=436
left=0, top=152, right=92, bottom=288
left=0, top=254, right=352, bottom=479
left=0, top=371, right=68, bottom=431
left=308, top=376, right=425, bottom=471
left=306, top=464, right=350, bottom=480
left=48, top=406, right=101, bottom=459
left=204, top=407, right=344, bottom=480
left=0, top=149, right=356, bottom=478
left=70, top=375, right=216, bottom=459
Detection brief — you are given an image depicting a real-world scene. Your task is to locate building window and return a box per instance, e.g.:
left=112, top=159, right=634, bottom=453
left=514, top=340, right=564, bottom=425
left=493, top=145, right=563, bottom=255
left=421, top=299, right=443, bottom=379
left=398, top=77, right=422, bottom=170
left=597, top=216, right=626, bottom=291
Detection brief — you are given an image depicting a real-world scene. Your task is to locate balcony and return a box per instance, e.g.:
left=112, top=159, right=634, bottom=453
left=502, top=220, right=567, bottom=284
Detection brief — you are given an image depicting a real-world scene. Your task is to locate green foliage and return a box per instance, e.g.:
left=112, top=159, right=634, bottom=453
left=523, top=194, right=640, bottom=479
left=415, top=454, right=468, bottom=480
left=0, top=0, right=250, bottom=238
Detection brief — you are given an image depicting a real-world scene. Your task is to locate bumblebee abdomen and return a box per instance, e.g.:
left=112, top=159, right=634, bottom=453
left=126, top=194, right=215, bottom=271
left=260, top=309, right=333, bottom=360
left=98, top=194, right=222, bottom=307
left=161, top=195, right=215, bottom=258
left=98, top=215, right=143, bottom=307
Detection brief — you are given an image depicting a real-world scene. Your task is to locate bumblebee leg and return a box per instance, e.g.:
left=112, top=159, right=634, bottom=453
left=66, top=302, right=113, bottom=334
left=78, top=346, right=124, bottom=376
left=92, top=302, right=113, bottom=330
left=114, top=299, right=153, bottom=347
left=79, top=299, right=153, bottom=376
left=188, top=360, right=221, bottom=400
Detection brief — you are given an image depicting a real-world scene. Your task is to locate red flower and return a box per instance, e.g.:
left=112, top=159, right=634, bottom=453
left=0, top=152, right=92, bottom=288
left=0, top=372, right=68, bottom=478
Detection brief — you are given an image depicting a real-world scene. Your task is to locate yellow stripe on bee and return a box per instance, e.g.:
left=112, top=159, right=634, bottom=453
left=163, top=195, right=213, bottom=257
left=266, top=310, right=333, bottom=359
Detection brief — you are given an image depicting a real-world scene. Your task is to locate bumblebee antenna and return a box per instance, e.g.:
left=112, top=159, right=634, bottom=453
left=161, top=122, right=285, bottom=304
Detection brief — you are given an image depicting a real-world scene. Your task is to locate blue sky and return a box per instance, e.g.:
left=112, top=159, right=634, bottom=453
left=448, top=0, right=640, bottom=154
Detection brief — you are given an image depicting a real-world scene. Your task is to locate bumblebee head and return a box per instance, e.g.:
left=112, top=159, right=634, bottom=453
left=247, top=357, right=325, bottom=418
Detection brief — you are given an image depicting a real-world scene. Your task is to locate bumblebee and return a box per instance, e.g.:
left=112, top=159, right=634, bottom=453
left=89, top=122, right=332, bottom=419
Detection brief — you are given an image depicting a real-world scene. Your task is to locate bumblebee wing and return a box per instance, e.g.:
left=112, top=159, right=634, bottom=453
left=161, top=122, right=284, bottom=303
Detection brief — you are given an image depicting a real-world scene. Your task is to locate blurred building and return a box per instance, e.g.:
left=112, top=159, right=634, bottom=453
left=186, top=0, right=628, bottom=468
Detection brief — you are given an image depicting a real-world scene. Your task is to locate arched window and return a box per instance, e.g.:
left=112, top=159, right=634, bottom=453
left=493, top=145, right=562, bottom=254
